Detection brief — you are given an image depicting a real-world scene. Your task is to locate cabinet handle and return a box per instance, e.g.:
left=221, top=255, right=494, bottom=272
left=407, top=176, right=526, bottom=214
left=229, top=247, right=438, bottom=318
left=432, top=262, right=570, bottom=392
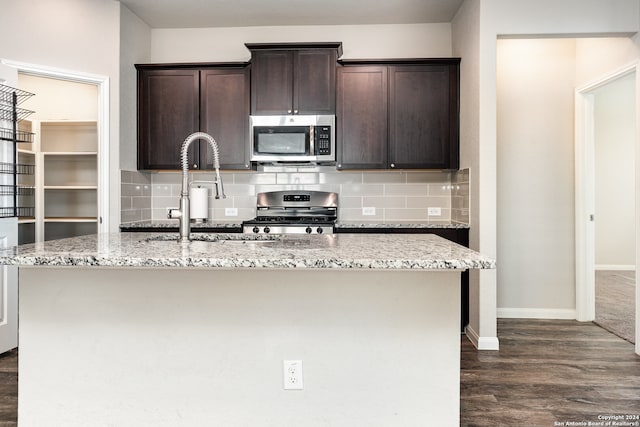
left=287, top=109, right=292, bottom=114
left=390, top=163, right=395, bottom=168
left=294, top=110, right=298, bottom=114
left=245, top=164, right=249, bottom=168
left=337, top=164, right=342, bottom=168
left=193, top=163, right=198, bottom=169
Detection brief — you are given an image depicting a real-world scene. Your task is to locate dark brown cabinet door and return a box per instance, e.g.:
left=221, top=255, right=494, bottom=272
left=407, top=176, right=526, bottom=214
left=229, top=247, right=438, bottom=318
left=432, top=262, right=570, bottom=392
left=200, top=68, right=250, bottom=170
left=137, top=64, right=251, bottom=170
left=389, top=64, right=459, bottom=169
left=295, top=50, right=337, bottom=115
left=248, top=44, right=339, bottom=115
left=137, top=69, right=199, bottom=170
left=336, top=59, right=460, bottom=170
left=336, top=66, right=388, bottom=169
left=250, top=51, right=294, bottom=115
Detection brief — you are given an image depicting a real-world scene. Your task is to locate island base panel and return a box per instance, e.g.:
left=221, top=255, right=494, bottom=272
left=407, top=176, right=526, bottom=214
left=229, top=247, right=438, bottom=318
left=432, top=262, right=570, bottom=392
left=19, top=267, right=461, bottom=426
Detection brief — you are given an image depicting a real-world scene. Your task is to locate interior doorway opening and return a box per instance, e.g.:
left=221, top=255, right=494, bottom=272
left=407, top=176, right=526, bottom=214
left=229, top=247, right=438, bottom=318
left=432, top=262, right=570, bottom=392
left=592, top=72, right=636, bottom=343
left=575, top=63, right=638, bottom=351
left=1, top=59, right=110, bottom=237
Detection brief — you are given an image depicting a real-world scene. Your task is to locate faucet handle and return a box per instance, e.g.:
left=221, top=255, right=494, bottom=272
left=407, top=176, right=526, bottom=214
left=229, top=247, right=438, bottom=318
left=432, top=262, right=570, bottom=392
left=167, top=208, right=182, bottom=219
left=214, top=180, right=226, bottom=199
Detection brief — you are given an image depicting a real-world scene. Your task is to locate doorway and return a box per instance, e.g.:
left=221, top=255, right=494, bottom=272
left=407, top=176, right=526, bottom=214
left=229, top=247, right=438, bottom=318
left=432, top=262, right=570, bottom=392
left=575, top=63, right=638, bottom=350
left=1, top=59, right=110, bottom=236
left=592, top=72, right=636, bottom=343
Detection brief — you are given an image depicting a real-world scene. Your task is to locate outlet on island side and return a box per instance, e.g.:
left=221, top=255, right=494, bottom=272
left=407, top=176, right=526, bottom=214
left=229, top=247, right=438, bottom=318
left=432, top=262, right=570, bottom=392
left=283, top=360, right=303, bottom=390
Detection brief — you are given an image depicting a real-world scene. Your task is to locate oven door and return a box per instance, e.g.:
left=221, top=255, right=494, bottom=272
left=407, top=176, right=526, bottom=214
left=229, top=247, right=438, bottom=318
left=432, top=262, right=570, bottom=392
left=250, top=125, right=314, bottom=162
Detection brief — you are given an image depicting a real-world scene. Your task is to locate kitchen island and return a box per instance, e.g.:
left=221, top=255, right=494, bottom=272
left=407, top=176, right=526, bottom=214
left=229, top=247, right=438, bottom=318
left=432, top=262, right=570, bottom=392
left=0, top=232, right=494, bottom=427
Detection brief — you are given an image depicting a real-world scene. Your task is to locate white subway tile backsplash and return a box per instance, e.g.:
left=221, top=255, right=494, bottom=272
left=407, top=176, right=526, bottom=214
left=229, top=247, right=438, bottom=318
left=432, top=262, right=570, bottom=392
left=339, top=207, right=384, bottom=222
left=233, top=172, right=277, bottom=185
left=406, top=196, right=451, bottom=209
left=386, top=208, right=447, bottom=222
left=151, top=196, right=175, bottom=209
left=320, top=172, right=362, bottom=184
left=152, top=184, right=172, bottom=197
left=363, top=172, right=406, bottom=184
left=384, top=183, right=428, bottom=196
left=120, top=196, right=132, bottom=210
left=231, top=196, right=258, bottom=209
left=341, top=184, right=384, bottom=197
left=212, top=207, right=255, bottom=222
left=362, top=196, right=405, bottom=209
left=427, top=184, right=452, bottom=197
left=121, top=168, right=470, bottom=226
left=337, top=196, right=363, bottom=209
left=150, top=173, right=181, bottom=184
left=276, top=173, right=318, bottom=185
left=406, top=171, right=451, bottom=183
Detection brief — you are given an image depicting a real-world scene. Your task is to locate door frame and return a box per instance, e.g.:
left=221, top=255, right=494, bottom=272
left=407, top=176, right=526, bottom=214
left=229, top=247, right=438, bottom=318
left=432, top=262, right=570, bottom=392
left=0, top=59, right=110, bottom=234
left=574, top=61, right=639, bottom=352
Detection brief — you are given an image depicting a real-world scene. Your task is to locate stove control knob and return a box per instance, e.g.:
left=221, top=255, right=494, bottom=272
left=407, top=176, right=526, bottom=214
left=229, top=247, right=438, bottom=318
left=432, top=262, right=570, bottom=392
left=264, top=226, right=271, bottom=234
left=305, top=226, right=313, bottom=234
left=252, top=226, right=260, bottom=234
left=316, top=227, right=324, bottom=234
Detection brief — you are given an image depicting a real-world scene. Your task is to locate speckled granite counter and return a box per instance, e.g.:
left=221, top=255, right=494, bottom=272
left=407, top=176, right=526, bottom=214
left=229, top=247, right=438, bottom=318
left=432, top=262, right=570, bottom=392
left=119, top=220, right=469, bottom=232
left=13, top=231, right=493, bottom=425
left=0, top=232, right=494, bottom=270
left=335, top=222, right=470, bottom=230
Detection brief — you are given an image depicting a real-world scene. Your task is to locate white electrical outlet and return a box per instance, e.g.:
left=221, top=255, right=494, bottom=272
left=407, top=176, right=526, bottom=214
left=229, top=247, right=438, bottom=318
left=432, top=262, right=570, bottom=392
left=427, top=207, right=442, bottom=216
left=283, top=360, right=303, bottom=390
left=362, top=206, right=376, bottom=216
left=225, top=207, right=238, bottom=217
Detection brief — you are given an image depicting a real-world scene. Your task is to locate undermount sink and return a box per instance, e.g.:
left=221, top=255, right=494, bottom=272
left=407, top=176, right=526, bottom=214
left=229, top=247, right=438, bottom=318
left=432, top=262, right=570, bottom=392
left=140, top=233, right=282, bottom=243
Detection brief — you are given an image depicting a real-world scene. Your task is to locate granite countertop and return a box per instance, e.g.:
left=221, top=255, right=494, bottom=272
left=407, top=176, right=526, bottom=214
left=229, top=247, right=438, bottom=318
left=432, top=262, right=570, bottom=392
left=119, top=221, right=242, bottom=230
left=0, top=232, right=494, bottom=270
left=119, top=221, right=470, bottom=230
left=334, top=222, right=470, bottom=229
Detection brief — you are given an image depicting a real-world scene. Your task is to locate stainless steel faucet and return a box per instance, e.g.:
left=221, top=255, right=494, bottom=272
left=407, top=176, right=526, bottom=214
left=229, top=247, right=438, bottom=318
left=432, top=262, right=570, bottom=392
left=168, top=132, right=226, bottom=243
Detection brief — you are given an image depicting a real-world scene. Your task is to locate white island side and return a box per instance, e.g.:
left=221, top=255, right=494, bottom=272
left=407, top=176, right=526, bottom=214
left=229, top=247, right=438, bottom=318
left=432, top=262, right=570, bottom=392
left=0, top=232, right=495, bottom=427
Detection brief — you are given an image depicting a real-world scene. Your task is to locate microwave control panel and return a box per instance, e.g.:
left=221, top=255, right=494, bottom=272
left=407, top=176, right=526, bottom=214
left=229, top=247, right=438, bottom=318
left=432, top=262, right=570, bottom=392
left=315, top=125, right=332, bottom=155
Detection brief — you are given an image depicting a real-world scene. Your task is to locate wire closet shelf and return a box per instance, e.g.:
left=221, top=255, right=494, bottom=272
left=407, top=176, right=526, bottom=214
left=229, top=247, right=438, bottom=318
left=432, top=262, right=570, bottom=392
left=0, top=83, right=35, bottom=218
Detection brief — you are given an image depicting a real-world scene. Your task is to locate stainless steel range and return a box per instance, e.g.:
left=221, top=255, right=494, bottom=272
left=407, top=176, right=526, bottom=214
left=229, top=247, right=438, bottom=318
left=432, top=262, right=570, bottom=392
left=243, top=190, right=338, bottom=235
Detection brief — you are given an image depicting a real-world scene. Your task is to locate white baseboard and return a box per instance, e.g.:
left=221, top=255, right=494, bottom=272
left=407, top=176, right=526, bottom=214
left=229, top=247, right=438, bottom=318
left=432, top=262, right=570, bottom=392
left=497, top=307, right=576, bottom=320
left=595, top=264, right=636, bottom=271
left=464, top=325, right=500, bottom=350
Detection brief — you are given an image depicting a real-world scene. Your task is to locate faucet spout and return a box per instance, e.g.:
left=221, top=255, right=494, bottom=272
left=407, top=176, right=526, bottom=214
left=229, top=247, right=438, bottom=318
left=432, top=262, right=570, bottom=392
left=168, top=132, right=226, bottom=244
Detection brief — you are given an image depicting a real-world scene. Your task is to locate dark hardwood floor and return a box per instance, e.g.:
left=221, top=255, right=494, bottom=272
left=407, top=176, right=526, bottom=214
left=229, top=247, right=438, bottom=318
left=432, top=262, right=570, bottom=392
left=461, top=319, right=640, bottom=426
left=0, top=320, right=637, bottom=426
left=0, top=349, right=16, bottom=427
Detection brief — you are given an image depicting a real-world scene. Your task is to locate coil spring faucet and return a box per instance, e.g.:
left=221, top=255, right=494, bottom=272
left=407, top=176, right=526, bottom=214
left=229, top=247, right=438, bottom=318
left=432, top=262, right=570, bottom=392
left=168, top=132, right=226, bottom=243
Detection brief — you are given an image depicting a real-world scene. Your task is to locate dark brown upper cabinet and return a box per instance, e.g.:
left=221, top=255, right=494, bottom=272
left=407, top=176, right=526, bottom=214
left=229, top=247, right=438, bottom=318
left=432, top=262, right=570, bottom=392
left=336, top=66, right=388, bottom=169
left=136, top=63, right=250, bottom=170
left=336, top=59, right=460, bottom=170
left=246, top=43, right=342, bottom=115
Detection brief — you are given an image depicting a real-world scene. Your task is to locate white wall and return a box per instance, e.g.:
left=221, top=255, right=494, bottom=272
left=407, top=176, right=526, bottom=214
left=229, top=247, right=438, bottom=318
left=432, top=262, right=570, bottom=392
left=150, top=23, right=452, bottom=62
left=0, top=0, right=121, bottom=232
left=496, top=38, right=578, bottom=317
left=593, top=72, right=636, bottom=268
left=495, top=36, right=639, bottom=317
left=452, top=0, right=499, bottom=349
left=120, top=5, right=151, bottom=172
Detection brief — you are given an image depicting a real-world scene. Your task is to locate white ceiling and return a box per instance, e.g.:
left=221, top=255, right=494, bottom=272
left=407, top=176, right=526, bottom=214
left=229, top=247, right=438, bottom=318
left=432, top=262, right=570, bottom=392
left=117, top=0, right=464, bottom=29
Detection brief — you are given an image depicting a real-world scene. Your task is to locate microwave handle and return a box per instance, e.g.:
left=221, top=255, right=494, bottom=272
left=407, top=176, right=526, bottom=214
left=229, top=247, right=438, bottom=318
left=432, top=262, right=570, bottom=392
left=309, top=125, right=315, bottom=156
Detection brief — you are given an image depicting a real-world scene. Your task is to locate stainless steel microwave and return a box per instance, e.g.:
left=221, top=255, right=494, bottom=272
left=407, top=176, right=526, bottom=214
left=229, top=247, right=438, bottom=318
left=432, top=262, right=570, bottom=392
left=249, top=115, right=335, bottom=163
